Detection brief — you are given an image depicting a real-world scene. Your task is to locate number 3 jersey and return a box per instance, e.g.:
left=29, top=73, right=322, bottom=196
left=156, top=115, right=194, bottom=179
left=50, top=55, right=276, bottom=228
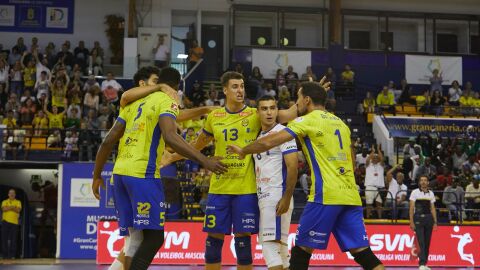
left=254, top=124, right=297, bottom=202
left=203, top=106, right=261, bottom=195
left=113, top=91, right=179, bottom=179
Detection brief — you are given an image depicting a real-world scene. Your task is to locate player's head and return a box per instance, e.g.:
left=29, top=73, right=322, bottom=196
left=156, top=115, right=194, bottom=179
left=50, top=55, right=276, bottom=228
left=296, top=82, right=327, bottom=116
left=158, top=67, right=181, bottom=90
left=221, top=71, right=245, bottom=104
left=419, top=175, right=429, bottom=189
left=256, top=95, right=278, bottom=128
left=133, top=66, right=160, bottom=87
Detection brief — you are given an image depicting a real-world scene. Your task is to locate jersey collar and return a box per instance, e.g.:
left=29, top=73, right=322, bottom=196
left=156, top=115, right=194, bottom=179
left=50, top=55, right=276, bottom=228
left=225, top=104, right=247, bottom=114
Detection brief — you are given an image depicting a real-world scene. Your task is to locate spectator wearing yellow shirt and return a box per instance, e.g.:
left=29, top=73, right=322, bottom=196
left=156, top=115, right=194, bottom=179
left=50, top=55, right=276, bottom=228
left=20, top=52, right=36, bottom=92
left=43, top=100, right=65, bottom=130
left=341, top=64, right=355, bottom=84
left=2, top=189, right=22, bottom=259
left=362, top=91, right=376, bottom=113
left=32, top=111, right=49, bottom=136
left=376, top=86, right=395, bottom=113
left=51, top=79, right=67, bottom=109
left=2, top=110, right=17, bottom=128
left=459, top=90, right=475, bottom=115
left=416, top=89, right=430, bottom=113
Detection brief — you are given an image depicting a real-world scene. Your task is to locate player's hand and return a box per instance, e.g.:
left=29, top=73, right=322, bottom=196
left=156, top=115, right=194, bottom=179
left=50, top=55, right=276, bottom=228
left=202, top=156, right=228, bottom=175
left=92, top=177, right=105, bottom=200
left=227, top=145, right=245, bottom=159
left=409, top=222, right=415, bottom=231
left=276, top=196, right=291, bottom=216
left=160, top=151, right=174, bottom=168
left=309, top=76, right=331, bottom=92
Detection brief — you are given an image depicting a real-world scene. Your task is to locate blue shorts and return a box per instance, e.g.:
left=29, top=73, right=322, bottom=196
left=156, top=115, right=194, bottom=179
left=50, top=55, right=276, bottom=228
left=296, top=203, right=369, bottom=252
left=112, top=174, right=166, bottom=236
left=203, top=194, right=259, bottom=234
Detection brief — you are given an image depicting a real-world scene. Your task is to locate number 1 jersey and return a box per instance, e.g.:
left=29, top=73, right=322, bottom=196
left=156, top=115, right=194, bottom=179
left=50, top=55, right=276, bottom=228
left=203, top=106, right=261, bottom=194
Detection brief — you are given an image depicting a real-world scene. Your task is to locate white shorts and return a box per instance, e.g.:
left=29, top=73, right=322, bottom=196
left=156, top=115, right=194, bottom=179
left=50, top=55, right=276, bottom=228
left=365, top=186, right=383, bottom=204
left=258, top=190, right=293, bottom=243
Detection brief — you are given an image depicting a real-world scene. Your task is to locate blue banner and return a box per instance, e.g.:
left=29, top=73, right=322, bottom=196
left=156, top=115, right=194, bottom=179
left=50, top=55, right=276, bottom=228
left=58, top=163, right=115, bottom=259
left=0, top=0, right=74, bottom=33
left=383, top=116, right=480, bottom=138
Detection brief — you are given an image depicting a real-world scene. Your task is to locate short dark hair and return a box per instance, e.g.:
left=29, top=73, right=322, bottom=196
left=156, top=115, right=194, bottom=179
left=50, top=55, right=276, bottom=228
left=158, top=67, right=181, bottom=90
left=221, top=71, right=244, bottom=87
left=419, top=175, right=429, bottom=181
left=133, top=66, right=160, bottom=87
left=256, top=95, right=276, bottom=108
left=41, top=71, right=47, bottom=75
left=300, top=82, right=327, bottom=106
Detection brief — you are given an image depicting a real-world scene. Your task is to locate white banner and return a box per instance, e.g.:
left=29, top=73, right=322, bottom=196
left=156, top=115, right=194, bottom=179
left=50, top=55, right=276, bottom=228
left=405, top=55, right=462, bottom=85
left=252, top=49, right=311, bottom=79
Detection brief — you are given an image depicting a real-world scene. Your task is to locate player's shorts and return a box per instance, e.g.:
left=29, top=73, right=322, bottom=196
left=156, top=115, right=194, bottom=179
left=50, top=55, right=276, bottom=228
left=258, top=194, right=293, bottom=243
left=203, top=193, right=259, bottom=234
left=365, top=186, right=383, bottom=204
left=112, top=174, right=166, bottom=236
left=295, top=203, right=369, bottom=251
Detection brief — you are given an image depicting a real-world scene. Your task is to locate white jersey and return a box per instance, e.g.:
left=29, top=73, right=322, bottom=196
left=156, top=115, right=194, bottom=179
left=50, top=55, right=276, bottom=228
left=254, top=124, right=297, bottom=201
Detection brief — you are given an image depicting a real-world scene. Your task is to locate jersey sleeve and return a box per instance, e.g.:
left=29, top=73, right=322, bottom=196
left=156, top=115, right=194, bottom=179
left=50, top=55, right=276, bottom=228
left=202, top=111, right=214, bottom=136
left=16, top=200, right=22, bottom=210
left=117, top=107, right=127, bottom=125
left=280, top=139, right=298, bottom=155
left=430, top=192, right=436, bottom=203
left=158, top=95, right=180, bottom=120
left=286, top=116, right=308, bottom=139
left=409, top=190, right=418, bottom=202
left=1, top=200, right=5, bottom=208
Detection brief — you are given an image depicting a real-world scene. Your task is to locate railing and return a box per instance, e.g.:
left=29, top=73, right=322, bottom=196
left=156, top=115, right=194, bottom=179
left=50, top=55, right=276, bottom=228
left=181, top=59, right=204, bottom=96
left=378, top=104, right=480, bottom=118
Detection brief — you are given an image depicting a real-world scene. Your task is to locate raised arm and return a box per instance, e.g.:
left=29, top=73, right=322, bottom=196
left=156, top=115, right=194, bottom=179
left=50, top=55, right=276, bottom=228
left=377, top=144, right=385, bottom=166
left=120, top=84, right=179, bottom=108
left=276, top=151, right=298, bottom=215
left=366, top=147, right=375, bottom=167
left=177, top=106, right=219, bottom=122
left=92, top=120, right=126, bottom=199
left=228, top=130, right=294, bottom=159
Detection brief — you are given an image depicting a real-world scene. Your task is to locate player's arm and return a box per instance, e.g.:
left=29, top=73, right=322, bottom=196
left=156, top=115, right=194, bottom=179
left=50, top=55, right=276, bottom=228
left=162, top=131, right=214, bottom=166
left=351, top=144, right=356, bottom=169
left=92, top=120, right=125, bottom=200
left=159, top=116, right=227, bottom=174
left=11, top=203, right=21, bottom=213
left=366, top=147, right=375, bottom=167
left=229, top=130, right=294, bottom=159
left=177, top=106, right=219, bottom=122
left=377, top=144, right=385, bottom=166
left=120, top=84, right=179, bottom=108
left=430, top=201, right=437, bottom=229
left=276, top=151, right=298, bottom=216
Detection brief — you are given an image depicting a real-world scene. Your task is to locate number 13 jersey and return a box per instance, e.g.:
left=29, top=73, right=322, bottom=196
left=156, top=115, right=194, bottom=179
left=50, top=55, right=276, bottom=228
left=203, top=106, right=261, bottom=195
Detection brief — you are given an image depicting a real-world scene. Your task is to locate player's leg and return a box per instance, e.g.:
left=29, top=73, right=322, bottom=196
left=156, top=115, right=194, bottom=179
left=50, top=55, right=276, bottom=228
left=124, top=228, right=143, bottom=270
left=279, top=202, right=294, bottom=269
left=332, top=206, right=383, bottom=270
left=203, top=194, right=232, bottom=270
left=375, top=195, right=383, bottom=219
left=289, top=203, right=340, bottom=270
left=365, top=187, right=375, bottom=218
left=259, top=203, right=284, bottom=270
left=124, top=177, right=166, bottom=270
left=232, top=194, right=259, bottom=270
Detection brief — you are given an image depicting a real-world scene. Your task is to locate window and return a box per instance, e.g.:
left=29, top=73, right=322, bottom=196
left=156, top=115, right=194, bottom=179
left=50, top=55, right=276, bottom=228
left=344, top=15, right=379, bottom=50
left=235, top=11, right=278, bottom=47
left=283, top=12, right=324, bottom=48
left=435, top=19, right=469, bottom=54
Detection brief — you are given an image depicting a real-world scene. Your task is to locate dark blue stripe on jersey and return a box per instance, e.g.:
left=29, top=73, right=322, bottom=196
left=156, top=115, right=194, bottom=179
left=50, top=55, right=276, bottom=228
left=282, top=149, right=298, bottom=156
left=225, top=105, right=247, bottom=114
left=304, top=136, right=323, bottom=203
left=282, top=159, right=287, bottom=194
left=145, top=125, right=161, bottom=178
left=284, top=128, right=298, bottom=139
left=275, top=215, right=281, bottom=241
left=116, top=117, right=126, bottom=125
left=159, top=113, right=177, bottom=120
left=202, top=128, right=213, bottom=136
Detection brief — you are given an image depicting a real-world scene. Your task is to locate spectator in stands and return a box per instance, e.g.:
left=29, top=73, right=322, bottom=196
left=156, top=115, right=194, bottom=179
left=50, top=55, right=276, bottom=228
left=83, top=74, right=100, bottom=92
left=43, top=100, right=64, bottom=130
left=101, top=72, right=123, bottom=105
left=74, top=41, right=89, bottom=71
left=70, top=70, right=84, bottom=89
left=460, top=90, right=475, bottom=115
left=355, top=146, right=369, bottom=168
left=65, top=105, right=81, bottom=129
left=429, top=69, right=443, bottom=94
left=32, top=111, right=48, bottom=136
left=8, top=48, right=21, bottom=68
left=442, top=179, right=465, bottom=221
left=187, top=39, right=203, bottom=71
left=20, top=89, right=35, bottom=104
left=465, top=177, right=480, bottom=220
left=416, top=89, right=430, bottom=113
left=362, top=91, right=376, bottom=113
left=275, top=68, right=285, bottom=89
left=34, top=71, right=51, bottom=100
left=97, top=107, right=112, bottom=128
left=19, top=98, right=36, bottom=125
left=152, top=35, right=170, bottom=69
left=341, top=64, right=354, bottom=84
left=86, top=109, right=100, bottom=130
left=205, top=90, right=218, bottom=106
left=0, top=58, right=9, bottom=90
left=452, top=145, right=468, bottom=171
left=376, top=86, right=395, bottom=113
left=90, top=41, right=104, bottom=75
left=2, top=110, right=17, bottom=128
left=365, top=144, right=385, bottom=219
left=51, top=79, right=67, bottom=109
left=5, top=94, right=20, bottom=119
left=403, top=137, right=419, bottom=157
left=430, top=90, right=446, bottom=116
left=47, top=129, right=62, bottom=147
left=55, top=43, right=74, bottom=71
left=398, top=79, right=415, bottom=105
left=415, top=157, right=437, bottom=182
left=433, top=167, right=453, bottom=190
left=388, top=81, right=401, bottom=102
left=285, top=65, right=299, bottom=85
left=30, top=37, right=39, bottom=52
left=1, top=188, right=22, bottom=259
left=63, top=130, right=78, bottom=159
left=300, top=66, right=317, bottom=81
left=20, top=52, right=36, bottom=92
left=462, top=154, right=480, bottom=174
left=12, top=37, right=27, bottom=54
left=189, top=80, right=204, bottom=106
left=324, top=67, right=336, bottom=90
left=386, top=165, right=408, bottom=219
left=0, top=84, right=8, bottom=114
left=9, top=60, right=23, bottom=96
left=263, top=82, right=276, bottom=97
left=234, top=63, right=244, bottom=76
left=78, top=121, right=97, bottom=161
left=277, top=85, right=291, bottom=109
left=247, top=66, right=263, bottom=100
left=44, top=43, right=56, bottom=69
left=448, top=80, right=462, bottom=106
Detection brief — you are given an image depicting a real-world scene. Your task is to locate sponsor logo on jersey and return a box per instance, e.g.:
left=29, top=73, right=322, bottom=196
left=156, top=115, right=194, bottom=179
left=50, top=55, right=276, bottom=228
left=242, top=119, right=249, bottom=126
left=137, top=202, right=151, bottom=218
left=214, top=112, right=226, bottom=117
left=124, top=137, right=138, bottom=146
left=239, top=111, right=252, bottom=117
left=171, top=103, right=178, bottom=111
left=294, top=117, right=304, bottom=122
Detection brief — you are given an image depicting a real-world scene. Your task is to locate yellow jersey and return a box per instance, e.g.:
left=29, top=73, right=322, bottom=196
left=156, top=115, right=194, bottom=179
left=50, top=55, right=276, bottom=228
left=1, top=199, right=21, bottom=225
left=203, top=106, right=260, bottom=194
left=286, top=110, right=361, bottom=205
left=376, top=92, right=395, bottom=106
left=46, top=112, right=64, bottom=129
left=113, top=92, right=179, bottom=178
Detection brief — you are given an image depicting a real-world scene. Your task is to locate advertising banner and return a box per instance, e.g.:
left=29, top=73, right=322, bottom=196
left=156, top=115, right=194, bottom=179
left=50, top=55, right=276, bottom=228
left=382, top=116, right=480, bottom=138
left=57, top=163, right=116, bottom=259
left=0, top=0, right=74, bottom=33
left=405, top=55, right=462, bottom=85
left=252, top=49, right=311, bottom=79
left=97, top=221, right=479, bottom=267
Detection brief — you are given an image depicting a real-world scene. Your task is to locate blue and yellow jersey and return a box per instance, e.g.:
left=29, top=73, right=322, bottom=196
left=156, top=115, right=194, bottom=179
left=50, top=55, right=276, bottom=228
left=203, top=106, right=261, bottom=194
left=113, top=92, right=179, bottom=178
left=285, top=110, right=361, bottom=206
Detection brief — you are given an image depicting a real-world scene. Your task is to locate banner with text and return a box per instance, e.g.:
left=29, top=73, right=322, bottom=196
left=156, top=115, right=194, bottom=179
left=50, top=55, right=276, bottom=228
left=382, top=116, right=480, bottom=138
left=405, top=55, right=462, bottom=85
left=252, top=49, right=311, bottom=79
left=58, top=163, right=116, bottom=259
left=97, top=221, right=479, bottom=267
left=0, top=0, right=74, bottom=33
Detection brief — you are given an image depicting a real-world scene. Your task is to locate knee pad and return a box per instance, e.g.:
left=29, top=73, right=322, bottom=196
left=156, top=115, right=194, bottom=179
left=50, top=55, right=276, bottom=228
left=205, top=236, right=224, bottom=264
left=261, top=241, right=283, bottom=268
left=289, top=246, right=311, bottom=270
left=280, top=243, right=290, bottom=269
left=125, top=228, right=144, bottom=257
left=352, top=247, right=382, bottom=270
left=234, top=236, right=252, bottom=265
